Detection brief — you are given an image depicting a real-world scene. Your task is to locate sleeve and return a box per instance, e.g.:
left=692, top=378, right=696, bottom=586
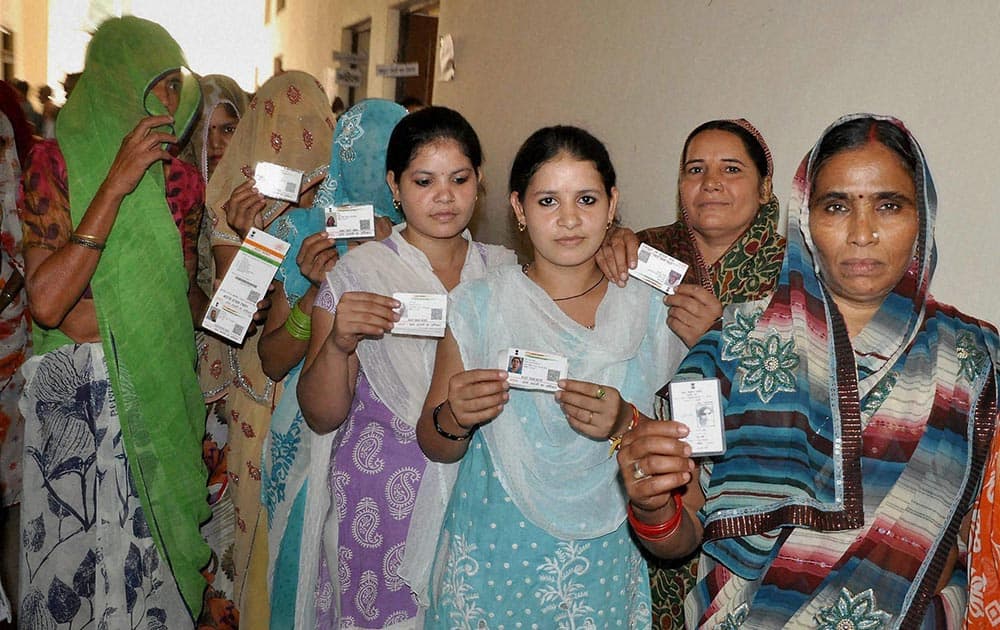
left=17, top=140, right=71, bottom=252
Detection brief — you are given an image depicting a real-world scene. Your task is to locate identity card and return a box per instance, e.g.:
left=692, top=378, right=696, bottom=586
left=391, top=292, right=447, bottom=338
left=203, top=228, right=290, bottom=344
left=666, top=378, right=726, bottom=456
left=501, top=347, right=568, bottom=392
left=254, top=161, right=303, bottom=202
left=325, top=203, right=376, bottom=240
left=629, top=243, right=689, bottom=295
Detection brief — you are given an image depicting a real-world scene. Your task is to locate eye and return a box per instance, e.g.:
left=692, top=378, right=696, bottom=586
left=578, top=195, right=597, bottom=206
left=877, top=201, right=902, bottom=213
left=414, top=178, right=432, bottom=187
left=538, top=196, right=557, bottom=207
left=168, top=79, right=182, bottom=93
left=686, top=166, right=703, bottom=175
left=452, top=175, right=469, bottom=185
left=822, top=203, right=848, bottom=214
left=223, top=124, right=237, bottom=135
left=724, top=165, right=742, bottom=174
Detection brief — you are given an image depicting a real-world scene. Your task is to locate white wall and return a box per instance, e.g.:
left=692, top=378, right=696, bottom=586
left=428, top=1, right=1000, bottom=323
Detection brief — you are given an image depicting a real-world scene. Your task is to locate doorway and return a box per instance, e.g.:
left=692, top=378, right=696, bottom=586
left=395, top=3, right=438, bottom=107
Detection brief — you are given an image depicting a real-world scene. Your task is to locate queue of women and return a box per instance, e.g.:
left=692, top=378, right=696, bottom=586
left=1, top=14, right=999, bottom=630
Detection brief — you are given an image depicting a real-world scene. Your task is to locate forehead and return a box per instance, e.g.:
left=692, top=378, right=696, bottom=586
left=407, top=138, right=470, bottom=168
left=528, top=154, right=603, bottom=189
left=811, top=142, right=916, bottom=194
left=685, top=129, right=750, bottom=159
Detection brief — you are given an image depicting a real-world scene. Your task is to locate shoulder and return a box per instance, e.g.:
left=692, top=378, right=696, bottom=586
left=451, top=264, right=519, bottom=303
left=24, top=139, right=65, bottom=174
left=470, top=240, right=517, bottom=267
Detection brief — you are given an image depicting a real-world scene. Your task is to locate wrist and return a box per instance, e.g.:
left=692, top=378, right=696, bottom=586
left=608, top=403, right=639, bottom=455
left=628, top=492, right=684, bottom=542
left=432, top=401, right=475, bottom=441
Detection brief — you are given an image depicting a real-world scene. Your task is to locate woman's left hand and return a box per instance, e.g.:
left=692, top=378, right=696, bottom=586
left=556, top=380, right=629, bottom=440
left=664, top=284, right=723, bottom=347
left=297, top=231, right=338, bottom=286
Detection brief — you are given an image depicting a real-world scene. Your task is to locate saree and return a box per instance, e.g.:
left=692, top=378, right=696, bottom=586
left=204, top=70, right=333, bottom=626
left=676, top=114, right=997, bottom=629
left=261, top=98, right=407, bottom=629
left=17, top=16, right=210, bottom=624
left=636, top=119, right=785, bottom=629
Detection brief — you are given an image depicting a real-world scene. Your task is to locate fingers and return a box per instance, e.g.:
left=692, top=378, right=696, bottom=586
left=297, top=232, right=339, bottom=283
left=618, top=420, right=696, bottom=505
left=556, top=380, right=622, bottom=438
left=335, top=292, right=400, bottom=335
left=131, top=114, right=175, bottom=135
left=449, top=369, right=510, bottom=428
left=665, top=285, right=723, bottom=347
left=597, top=227, right=637, bottom=288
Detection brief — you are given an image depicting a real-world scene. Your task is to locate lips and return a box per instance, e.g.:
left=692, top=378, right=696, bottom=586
left=839, top=259, right=885, bottom=275
left=555, top=236, right=585, bottom=247
left=429, top=212, right=458, bottom=222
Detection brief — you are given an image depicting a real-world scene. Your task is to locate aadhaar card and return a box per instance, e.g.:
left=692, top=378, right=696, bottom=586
left=629, top=243, right=689, bottom=295
left=325, top=203, right=376, bottom=240
left=500, top=347, right=568, bottom=392
left=391, top=292, right=447, bottom=337
left=667, top=378, right=726, bottom=456
left=254, top=161, right=303, bottom=202
left=203, top=228, right=289, bottom=344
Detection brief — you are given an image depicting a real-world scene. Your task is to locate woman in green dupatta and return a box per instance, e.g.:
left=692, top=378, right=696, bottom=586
left=17, top=16, right=210, bottom=628
left=596, top=119, right=785, bottom=629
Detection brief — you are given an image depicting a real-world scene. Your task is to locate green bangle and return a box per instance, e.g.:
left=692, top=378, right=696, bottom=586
left=284, top=302, right=312, bottom=340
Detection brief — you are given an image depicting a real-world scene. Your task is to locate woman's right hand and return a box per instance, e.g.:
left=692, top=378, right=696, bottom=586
left=446, top=369, right=509, bottom=431
left=297, top=231, right=338, bottom=286
left=223, top=179, right=268, bottom=241
left=102, top=115, right=177, bottom=199
left=329, top=291, right=399, bottom=355
left=595, top=226, right=640, bottom=288
left=617, top=418, right=696, bottom=514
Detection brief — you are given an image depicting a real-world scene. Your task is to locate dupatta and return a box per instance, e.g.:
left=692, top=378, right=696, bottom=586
left=51, top=16, right=209, bottom=614
left=677, top=114, right=997, bottom=626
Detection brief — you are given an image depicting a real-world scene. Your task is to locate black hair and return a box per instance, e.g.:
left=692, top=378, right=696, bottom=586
left=811, top=117, right=918, bottom=184
left=508, top=125, right=616, bottom=199
left=385, top=106, right=482, bottom=180
left=681, top=120, right=769, bottom=179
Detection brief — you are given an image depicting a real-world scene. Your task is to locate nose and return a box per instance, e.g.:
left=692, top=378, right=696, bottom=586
left=556, top=203, right=581, bottom=229
left=701, top=168, right=722, bottom=192
left=433, top=181, right=456, bottom=204
left=847, top=209, right=877, bottom=246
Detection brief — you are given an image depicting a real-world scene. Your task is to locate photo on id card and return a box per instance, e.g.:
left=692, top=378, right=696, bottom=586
left=501, top=348, right=568, bottom=392
left=667, top=378, right=725, bottom=456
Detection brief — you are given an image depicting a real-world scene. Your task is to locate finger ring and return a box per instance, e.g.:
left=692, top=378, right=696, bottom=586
left=632, top=461, right=646, bottom=480
left=595, top=387, right=606, bottom=400
left=588, top=410, right=594, bottom=423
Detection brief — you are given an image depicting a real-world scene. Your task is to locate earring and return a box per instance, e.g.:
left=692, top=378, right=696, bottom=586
left=393, top=199, right=403, bottom=212
left=606, top=219, right=614, bottom=230
left=517, top=222, right=526, bottom=232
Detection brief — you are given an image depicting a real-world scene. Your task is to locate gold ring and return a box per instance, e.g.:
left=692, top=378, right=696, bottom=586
left=596, top=387, right=606, bottom=400
left=632, top=461, right=646, bottom=480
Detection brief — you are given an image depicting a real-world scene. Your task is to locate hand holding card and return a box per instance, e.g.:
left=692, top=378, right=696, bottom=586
left=629, top=243, right=689, bottom=295
left=391, top=293, right=447, bottom=338
left=499, top=348, right=568, bottom=392
left=666, top=378, right=726, bottom=456
left=254, top=161, right=304, bottom=202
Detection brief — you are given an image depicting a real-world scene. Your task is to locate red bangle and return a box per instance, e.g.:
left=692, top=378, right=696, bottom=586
left=628, top=491, right=684, bottom=542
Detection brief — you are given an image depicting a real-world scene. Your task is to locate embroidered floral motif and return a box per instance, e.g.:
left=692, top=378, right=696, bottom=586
left=286, top=85, right=301, bottom=104
left=441, top=533, right=486, bottom=630
left=956, top=330, right=987, bottom=382
left=736, top=330, right=799, bottom=403
left=302, top=128, right=314, bottom=150
left=814, top=588, right=891, bottom=630
left=263, top=417, right=302, bottom=523
left=248, top=97, right=257, bottom=110
left=336, top=107, right=365, bottom=163
left=534, top=541, right=596, bottom=629
left=240, top=164, right=253, bottom=179
left=717, top=602, right=748, bottom=629
left=270, top=131, right=283, bottom=153
left=721, top=308, right=763, bottom=361
left=263, top=99, right=275, bottom=117
left=861, top=371, right=898, bottom=419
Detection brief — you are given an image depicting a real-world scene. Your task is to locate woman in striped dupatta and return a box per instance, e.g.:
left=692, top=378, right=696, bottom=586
left=617, top=114, right=997, bottom=629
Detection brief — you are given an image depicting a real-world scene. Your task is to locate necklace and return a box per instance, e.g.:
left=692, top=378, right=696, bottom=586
left=521, top=263, right=606, bottom=302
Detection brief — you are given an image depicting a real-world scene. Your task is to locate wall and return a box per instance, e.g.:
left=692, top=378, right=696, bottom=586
left=428, top=0, right=1000, bottom=322
left=1, top=0, right=49, bottom=106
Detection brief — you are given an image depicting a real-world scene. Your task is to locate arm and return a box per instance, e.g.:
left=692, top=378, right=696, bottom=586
left=259, top=231, right=338, bottom=380
left=417, top=330, right=509, bottom=463
left=26, top=115, right=177, bottom=329
left=616, top=418, right=704, bottom=559
left=297, top=291, right=399, bottom=434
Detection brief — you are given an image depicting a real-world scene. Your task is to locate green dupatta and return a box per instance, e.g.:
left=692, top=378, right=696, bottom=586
left=47, top=16, right=209, bottom=616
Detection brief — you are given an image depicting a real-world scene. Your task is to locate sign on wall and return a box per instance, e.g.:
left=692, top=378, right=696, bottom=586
left=375, top=62, right=419, bottom=78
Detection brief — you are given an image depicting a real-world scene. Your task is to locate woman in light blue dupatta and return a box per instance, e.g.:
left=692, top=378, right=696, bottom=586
left=261, top=98, right=407, bottom=629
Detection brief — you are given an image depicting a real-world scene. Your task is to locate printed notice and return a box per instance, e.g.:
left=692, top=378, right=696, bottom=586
left=254, top=161, right=303, bottom=202
left=203, top=228, right=289, bottom=344
left=392, top=292, right=447, bottom=338
left=500, top=347, right=568, bottom=392
left=667, top=378, right=726, bottom=456
left=325, top=204, right=376, bottom=240
left=629, top=243, right=689, bottom=294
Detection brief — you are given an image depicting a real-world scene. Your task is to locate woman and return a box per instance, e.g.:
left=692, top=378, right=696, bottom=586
left=205, top=69, right=334, bottom=626
left=17, top=16, right=209, bottom=627
left=418, top=125, right=685, bottom=627
left=0, top=78, right=32, bottom=626
left=261, top=98, right=406, bottom=629
left=597, top=119, right=785, bottom=348
left=619, top=114, right=997, bottom=628
left=297, top=106, right=515, bottom=629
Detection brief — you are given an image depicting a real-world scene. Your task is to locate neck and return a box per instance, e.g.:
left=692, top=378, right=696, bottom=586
left=691, top=230, right=741, bottom=266
left=831, top=297, right=882, bottom=339
left=526, top=257, right=604, bottom=300
left=400, top=226, right=468, bottom=276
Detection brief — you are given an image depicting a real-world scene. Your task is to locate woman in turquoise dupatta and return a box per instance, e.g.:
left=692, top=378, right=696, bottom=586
left=261, top=98, right=407, bottom=629
left=617, top=114, right=997, bottom=628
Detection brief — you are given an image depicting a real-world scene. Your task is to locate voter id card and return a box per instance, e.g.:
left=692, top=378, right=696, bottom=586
left=629, top=243, right=689, bottom=295
left=254, top=161, right=303, bottom=202
left=391, top=293, right=447, bottom=337
left=500, top=348, right=568, bottom=392
left=667, top=378, right=726, bottom=456
left=325, top=203, right=376, bottom=240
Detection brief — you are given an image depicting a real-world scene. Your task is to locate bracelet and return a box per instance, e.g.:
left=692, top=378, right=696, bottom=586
left=69, top=232, right=106, bottom=251
left=432, top=401, right=475, bottom=441
left=627, top=491, right=684, bottom=542
left=283, top=301, right=312, bottom=341
left=608, top=403, right=640, bottom=456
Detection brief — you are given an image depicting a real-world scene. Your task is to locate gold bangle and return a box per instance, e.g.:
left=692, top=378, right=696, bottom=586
left=69, top=233, right=106, bottom=251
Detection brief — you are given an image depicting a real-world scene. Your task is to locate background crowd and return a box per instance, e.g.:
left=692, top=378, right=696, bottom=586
left=0, top=14, right=999, bottom=630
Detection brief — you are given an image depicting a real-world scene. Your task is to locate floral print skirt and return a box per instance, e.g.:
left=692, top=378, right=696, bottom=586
left=18, top=343, right=192, bottom=629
